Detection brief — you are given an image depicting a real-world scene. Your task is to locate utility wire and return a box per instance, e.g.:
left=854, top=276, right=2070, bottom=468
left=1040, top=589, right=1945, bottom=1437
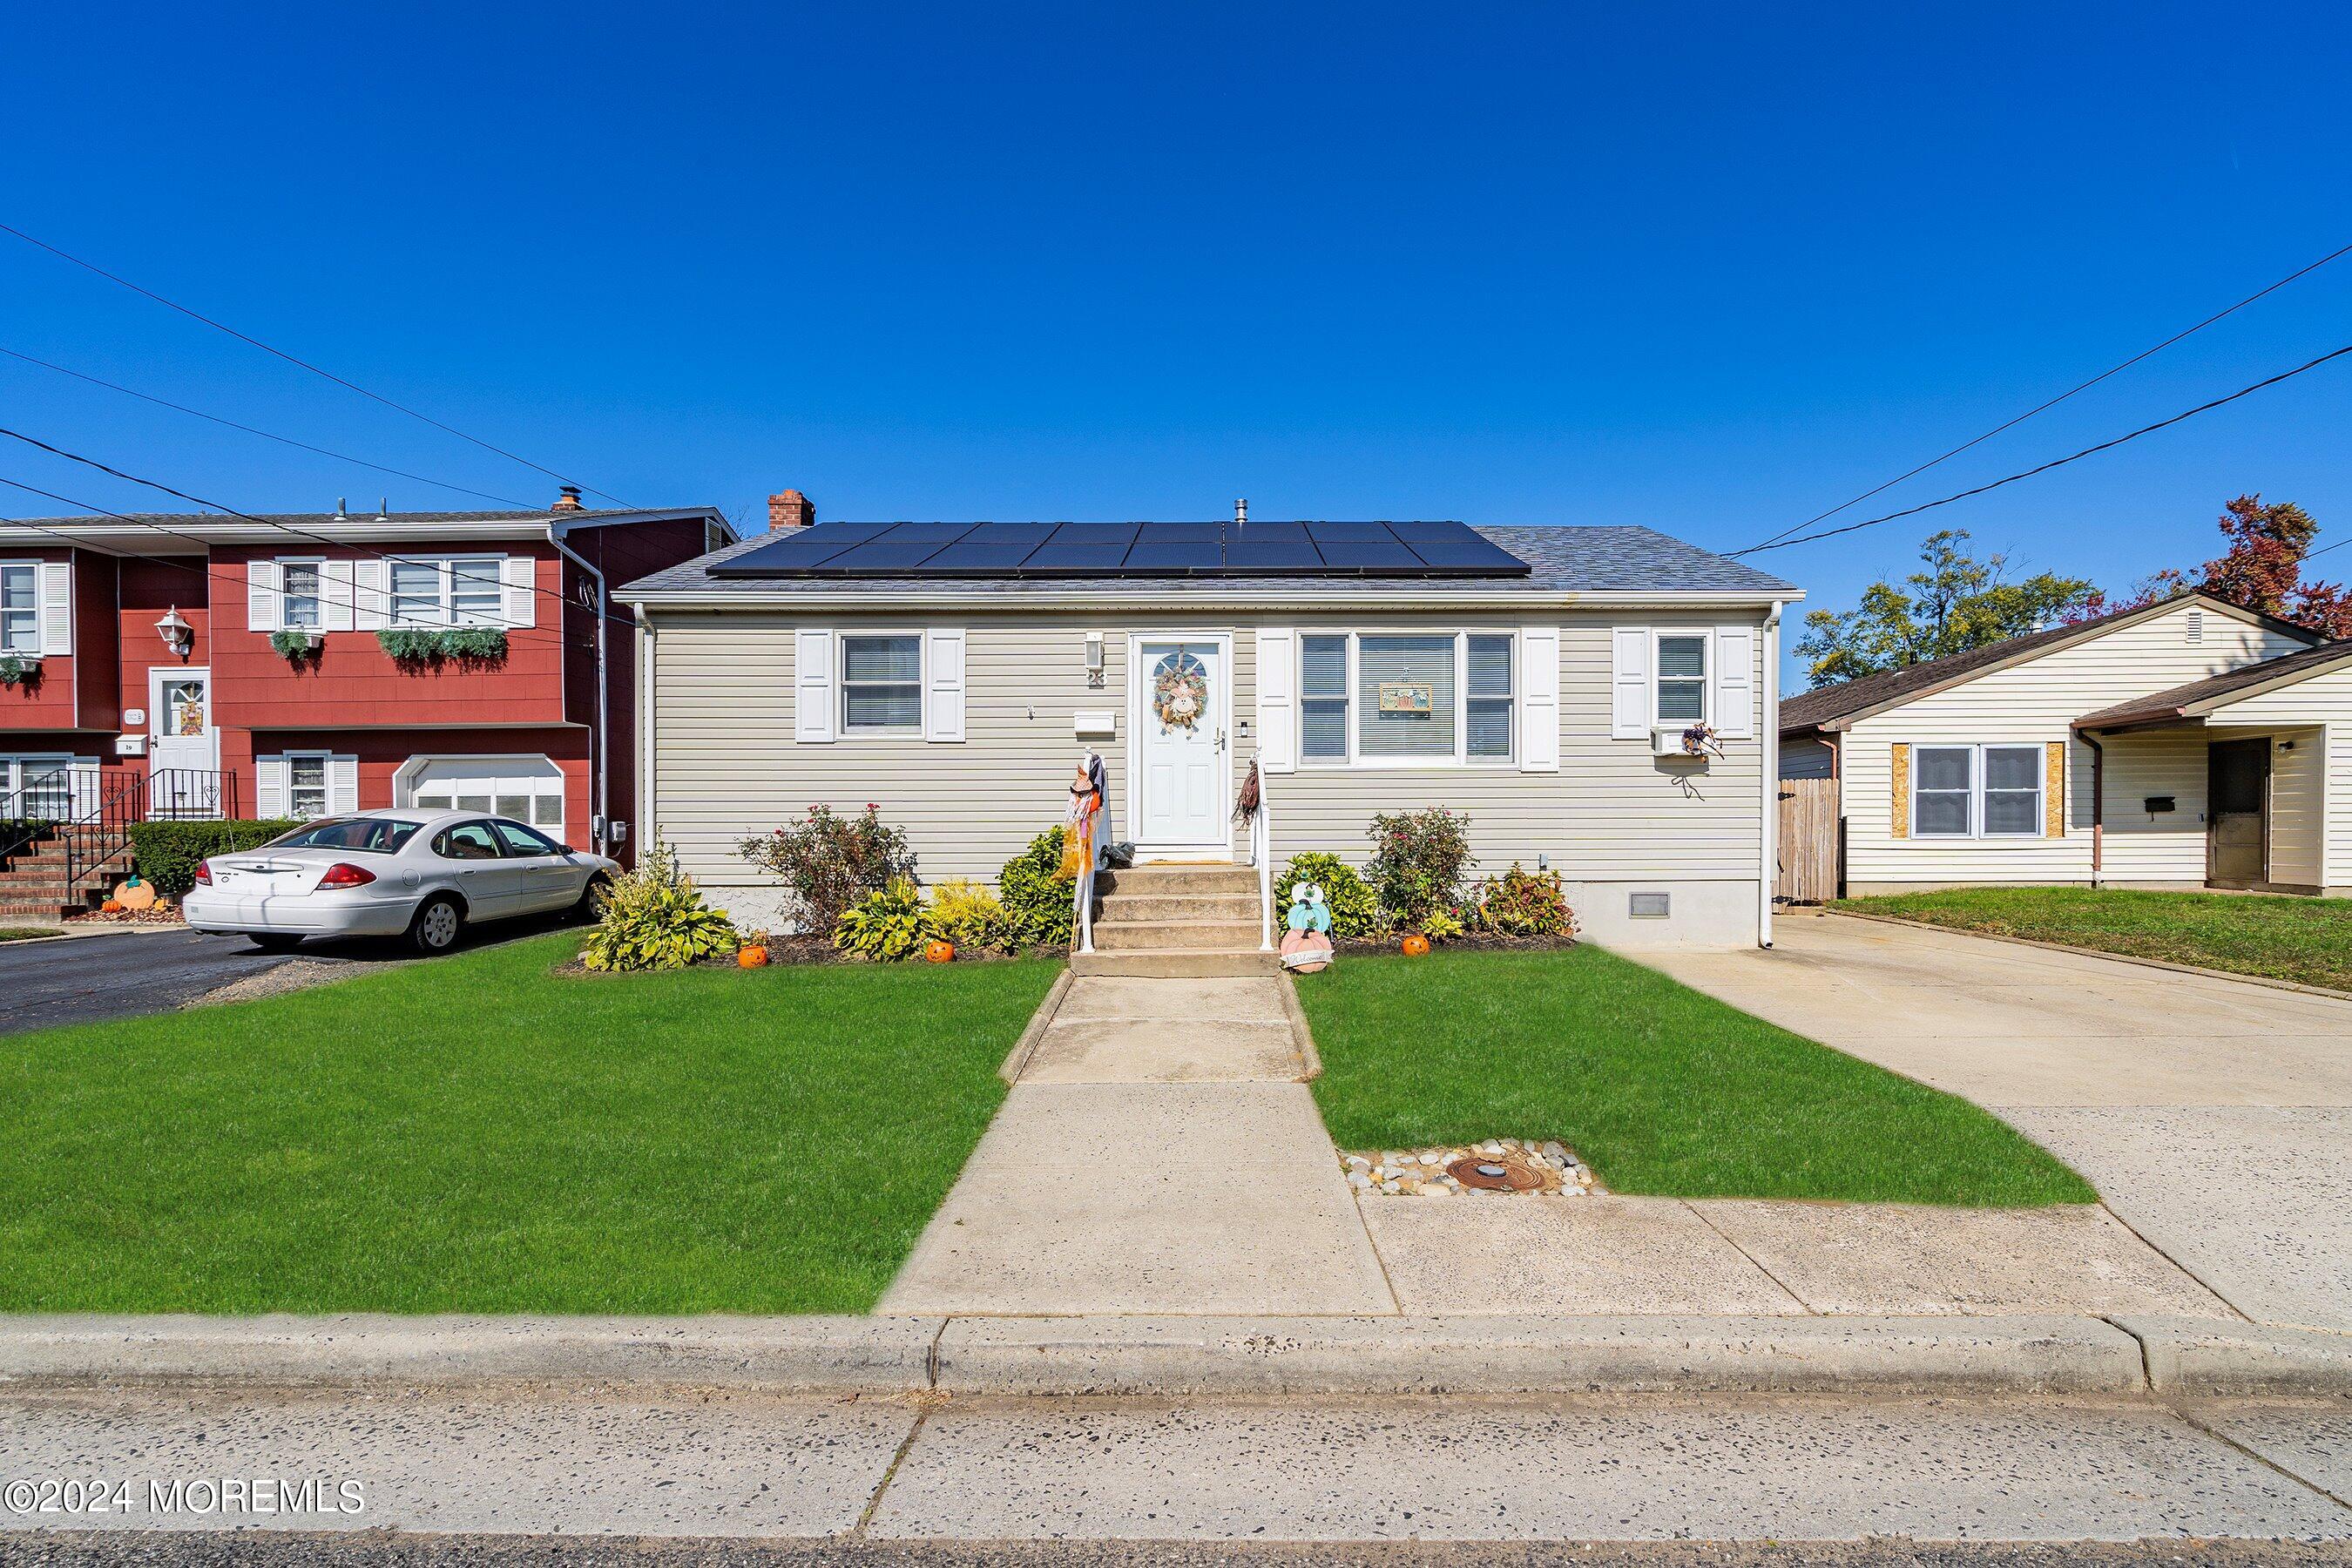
left=0, top=425, right=638, bottom=629
left=0, top=476, right=600, bottom=653
left=1730, top=343, right=2352, bottom=558
left=1743, top=240, right=2352, bottom=555
left=0, top=220, right=632, bottom=508
left=0, top=346, right=537, bottom=510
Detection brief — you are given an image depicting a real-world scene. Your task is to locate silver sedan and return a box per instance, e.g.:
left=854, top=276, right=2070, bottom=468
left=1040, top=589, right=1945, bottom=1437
left=182, top=809, right=618, bottom=955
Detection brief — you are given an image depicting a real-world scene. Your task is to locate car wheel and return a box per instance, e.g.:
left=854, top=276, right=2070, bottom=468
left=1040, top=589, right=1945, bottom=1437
left=571, top=874, right=614, bottom=924
left=250, top=934, right=303, bottom=953
left=409, top=896, right=465, bottom=956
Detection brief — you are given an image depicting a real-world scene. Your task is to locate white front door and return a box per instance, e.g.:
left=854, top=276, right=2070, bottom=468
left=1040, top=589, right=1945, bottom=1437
left=1133, top=637, right=1228, bottom=852
left=148, top=667, right=222, bottom=816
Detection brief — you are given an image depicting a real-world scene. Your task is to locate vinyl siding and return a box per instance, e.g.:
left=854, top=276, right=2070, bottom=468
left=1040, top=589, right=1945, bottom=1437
left=2216, top=661, right=2352, bottom=887
left=647, top=606, right=1770, bottom=938
left=1839, top=599, right=2308, bottom=889
left=1780, top=737, right=1834, bottom=780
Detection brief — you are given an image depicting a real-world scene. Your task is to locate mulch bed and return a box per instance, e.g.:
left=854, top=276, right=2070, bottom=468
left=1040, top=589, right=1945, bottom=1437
left=1334, top=932, right=1581, bottom=957
left=555, top=936, right=1064, bottom=977
left=64, top=907, right=186, bottom=928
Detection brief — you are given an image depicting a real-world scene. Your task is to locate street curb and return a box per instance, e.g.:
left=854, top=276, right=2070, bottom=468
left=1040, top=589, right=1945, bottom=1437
left=1824, top=909, right=2352, bottom=1004
left=0, top=1312, right=2288, bottom=1399
left=0, top=1315, right=938, bottom=1394
left=1277, top=971, right=1322, bottom=1082
left=929, top=1315, right=2146, bottom=1396
left=997, top=968, right=1074, bottom=1085
left=2110, top=1315, right=2352, bottom=1397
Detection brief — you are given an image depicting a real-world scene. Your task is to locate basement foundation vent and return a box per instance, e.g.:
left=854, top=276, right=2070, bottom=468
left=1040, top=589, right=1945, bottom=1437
left=1629, top=891, right=1671, bottom=920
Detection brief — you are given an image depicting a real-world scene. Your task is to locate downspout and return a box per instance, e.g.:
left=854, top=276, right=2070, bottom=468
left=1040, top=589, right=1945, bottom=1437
left=2081, top=728, right=2105, bottom=888
left=1759, top=598, right=1784, bottom=950
left=547, top=520, right=610, bottom=857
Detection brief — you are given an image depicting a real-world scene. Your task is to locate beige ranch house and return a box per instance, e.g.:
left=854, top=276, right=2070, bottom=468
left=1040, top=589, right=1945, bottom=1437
left=619, top=500, right=1801, bottom=950
left=1781, top=590, right=2352, bottom=897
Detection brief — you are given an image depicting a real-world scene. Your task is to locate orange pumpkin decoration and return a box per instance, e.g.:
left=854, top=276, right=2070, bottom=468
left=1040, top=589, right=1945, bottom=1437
left=100, top=899, right=123, bottom=914
left=924, top=938, right=955, bottom=964
left=1401, top=933, right=1432, bottom=957
left=737, top=944, right=770, bottom=968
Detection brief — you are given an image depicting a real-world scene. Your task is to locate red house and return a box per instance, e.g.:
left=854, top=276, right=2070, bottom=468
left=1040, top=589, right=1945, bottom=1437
left=0, top=491, right=731, bottom=919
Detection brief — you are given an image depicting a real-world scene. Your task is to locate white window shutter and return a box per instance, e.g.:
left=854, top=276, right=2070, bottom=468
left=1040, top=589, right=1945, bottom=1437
left=925, top=628, right=966, bottom=742
left=502, top=557, right=536, bottom=628
left=71, top=756, right=101, bottom=815
left=256, top=755, right=289, bottom=819
left=352, top=558, right=387, bottom=630
left=321, top=561, right=356, bottom=632
left=794, top=628, right=836, bottom=743
left=1610, top=627, right=1652, bottom=739
left=329, top=755, right=360, bottom=815
left=1256, top=626, right=1297, bottom=772
left=1713, top=625, right=1756, bottom=740
left=1519, top=625, right=1560, bottom=772
left=247, top=560, right=283, bottom=633
left=38, top=561, right=71, bottom=655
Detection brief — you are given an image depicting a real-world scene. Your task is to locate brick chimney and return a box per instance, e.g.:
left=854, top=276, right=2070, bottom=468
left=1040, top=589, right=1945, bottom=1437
left=768, top=490, right=814, bottom=531
left=551, top=484, right=585, bottom=512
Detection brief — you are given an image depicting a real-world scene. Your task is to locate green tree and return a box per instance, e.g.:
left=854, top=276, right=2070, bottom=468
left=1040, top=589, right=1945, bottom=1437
left=1794, top=531, right=2100, bottom=688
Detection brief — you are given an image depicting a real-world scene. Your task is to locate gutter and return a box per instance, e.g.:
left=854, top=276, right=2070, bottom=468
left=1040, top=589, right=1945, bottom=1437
left=546, top=518, right=612, bottom=858
left=618, top=588, right=1805, bottom=612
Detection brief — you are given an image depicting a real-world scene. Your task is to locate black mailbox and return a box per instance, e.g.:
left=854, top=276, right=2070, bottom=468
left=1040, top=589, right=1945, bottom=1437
left=2144, top=795, right=2176, bottom=814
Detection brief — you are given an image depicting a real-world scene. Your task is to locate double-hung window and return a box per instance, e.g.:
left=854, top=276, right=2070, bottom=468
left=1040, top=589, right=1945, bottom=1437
left=386, top=557, right=505, bottom=627
left=1297, top=632, right=1515, bottom=767
left=1655, top=633, right=1708, bottom=725
left=840, top=634, right=923, bottom=733
left=0, top=564, right=37, bottom=653
left=1912, top=744, right=2044, bottom=838
left=287, top=754, right=331, bottom=821
left=280, top=560, right=324, bottom=630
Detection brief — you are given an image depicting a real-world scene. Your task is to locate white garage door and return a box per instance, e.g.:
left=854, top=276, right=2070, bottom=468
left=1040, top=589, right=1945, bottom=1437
left=397, top=755, right=566, bottom=831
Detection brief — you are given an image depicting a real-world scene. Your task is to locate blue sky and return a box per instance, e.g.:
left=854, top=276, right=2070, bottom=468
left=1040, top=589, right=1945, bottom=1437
left=7, top=2, right=2351, bottom=679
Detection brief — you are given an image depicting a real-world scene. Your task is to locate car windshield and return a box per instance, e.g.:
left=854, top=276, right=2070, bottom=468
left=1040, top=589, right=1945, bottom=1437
left=263, top=817, right=422, bottom=854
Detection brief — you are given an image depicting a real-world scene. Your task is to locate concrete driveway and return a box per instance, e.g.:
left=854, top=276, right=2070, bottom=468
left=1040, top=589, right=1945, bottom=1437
left=1650, top=912, right=2352, bottom=1333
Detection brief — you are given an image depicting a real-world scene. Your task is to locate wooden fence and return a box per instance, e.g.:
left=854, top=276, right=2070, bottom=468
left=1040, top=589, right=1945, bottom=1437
left=1777, top=778, right=1841, bottom=904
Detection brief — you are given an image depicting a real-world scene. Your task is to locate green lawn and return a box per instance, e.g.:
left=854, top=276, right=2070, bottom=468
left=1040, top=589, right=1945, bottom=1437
left=1298, top=946, right=2092, bottom=1206
left=0, top=936, right=1058, bottom=1314
left=0, top=929, right=58, bottom=943
left=1837, top=886, right=2352, bottom=993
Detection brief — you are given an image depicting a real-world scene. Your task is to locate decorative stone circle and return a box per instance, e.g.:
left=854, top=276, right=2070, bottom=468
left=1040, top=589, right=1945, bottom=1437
left=1339, top=1139, right=1604, bottom=1199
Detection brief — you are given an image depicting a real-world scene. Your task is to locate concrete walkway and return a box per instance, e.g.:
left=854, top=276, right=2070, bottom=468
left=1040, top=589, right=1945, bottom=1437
left=878, top=976, right=1394, bottom=1315
left=1651, top=912, right=2352, bottom=1333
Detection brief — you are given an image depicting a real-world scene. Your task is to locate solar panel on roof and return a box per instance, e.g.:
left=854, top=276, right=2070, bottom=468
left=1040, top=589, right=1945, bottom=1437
left=708, top=518, right=1528, bottom=579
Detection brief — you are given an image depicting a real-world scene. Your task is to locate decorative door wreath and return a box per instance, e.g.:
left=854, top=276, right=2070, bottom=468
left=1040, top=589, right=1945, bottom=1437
left=1151, top=650, right=1209, bottom=734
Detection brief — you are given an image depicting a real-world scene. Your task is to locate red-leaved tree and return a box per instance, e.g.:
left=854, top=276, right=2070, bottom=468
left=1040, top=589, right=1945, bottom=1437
left=2065, top=495, right=2352, bottom=639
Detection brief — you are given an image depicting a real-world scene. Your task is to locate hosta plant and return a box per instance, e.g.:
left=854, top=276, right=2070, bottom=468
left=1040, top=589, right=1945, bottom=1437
left=835, top=876, right=929, bottom=962
left=580, top=842, right=738, bottom=971
left=1276, top=851, right=1381, bottom=938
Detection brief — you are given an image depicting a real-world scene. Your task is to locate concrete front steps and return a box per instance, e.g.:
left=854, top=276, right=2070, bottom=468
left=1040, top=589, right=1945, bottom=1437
left=1071, top=862, right=1277, bottom=977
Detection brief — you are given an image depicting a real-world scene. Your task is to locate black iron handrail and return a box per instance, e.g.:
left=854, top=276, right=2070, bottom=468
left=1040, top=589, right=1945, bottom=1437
left=0, top=767, right=240, bottom=908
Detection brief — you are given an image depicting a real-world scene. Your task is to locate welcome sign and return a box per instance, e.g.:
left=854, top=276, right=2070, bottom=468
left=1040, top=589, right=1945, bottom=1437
left=1377, top=682, right=1435, bottom=714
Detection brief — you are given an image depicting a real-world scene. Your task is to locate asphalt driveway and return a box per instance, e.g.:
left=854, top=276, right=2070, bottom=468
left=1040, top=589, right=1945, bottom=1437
left=1649, top=911, right=2352, bottom=1333
left=0, top=917, right=578, bottom=1038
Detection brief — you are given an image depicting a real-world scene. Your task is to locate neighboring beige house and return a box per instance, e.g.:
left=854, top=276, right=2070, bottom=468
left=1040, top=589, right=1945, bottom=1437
left=618, top=501, right=1802, bottom=948
left=1781, top=591, right=2352, bottom=896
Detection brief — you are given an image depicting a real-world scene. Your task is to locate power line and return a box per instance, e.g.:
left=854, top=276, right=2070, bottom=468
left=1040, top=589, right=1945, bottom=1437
left=1730, top=343, right=2352, bottom=558
left=0, top=346, right=537, bottom=510
left=1742, top=240, right=2352, bottom=555
left=0, top=220, right=632, bottom=508
left=0, top=477, right=598, bottom=653
left=0, top=424, right=636, bottom=629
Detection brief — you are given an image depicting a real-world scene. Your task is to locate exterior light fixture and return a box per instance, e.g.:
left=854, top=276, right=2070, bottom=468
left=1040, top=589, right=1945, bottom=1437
left=155, top=606, right=193, bottom=657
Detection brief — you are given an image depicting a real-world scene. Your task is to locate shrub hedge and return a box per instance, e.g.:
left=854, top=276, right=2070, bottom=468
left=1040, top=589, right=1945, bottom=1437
left=128, top=819, right=301, bottom=898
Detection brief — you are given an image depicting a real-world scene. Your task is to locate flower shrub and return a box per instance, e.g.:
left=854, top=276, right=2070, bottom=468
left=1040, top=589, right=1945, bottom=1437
left=1477, top=862, right=1578, bottom=938
left=925, top=877, right=1012, bottom=953
left=1276, top=851, right=1381, bottom=938
left=1365, top=808, right=1475, bottom=929
left=834, top=876, right=929, bottom=962
left=581, top=842, right=738, bottom=971
left=737, top=805, right=917, bottom=936
left=997, top=826, right=1076, bottom=950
